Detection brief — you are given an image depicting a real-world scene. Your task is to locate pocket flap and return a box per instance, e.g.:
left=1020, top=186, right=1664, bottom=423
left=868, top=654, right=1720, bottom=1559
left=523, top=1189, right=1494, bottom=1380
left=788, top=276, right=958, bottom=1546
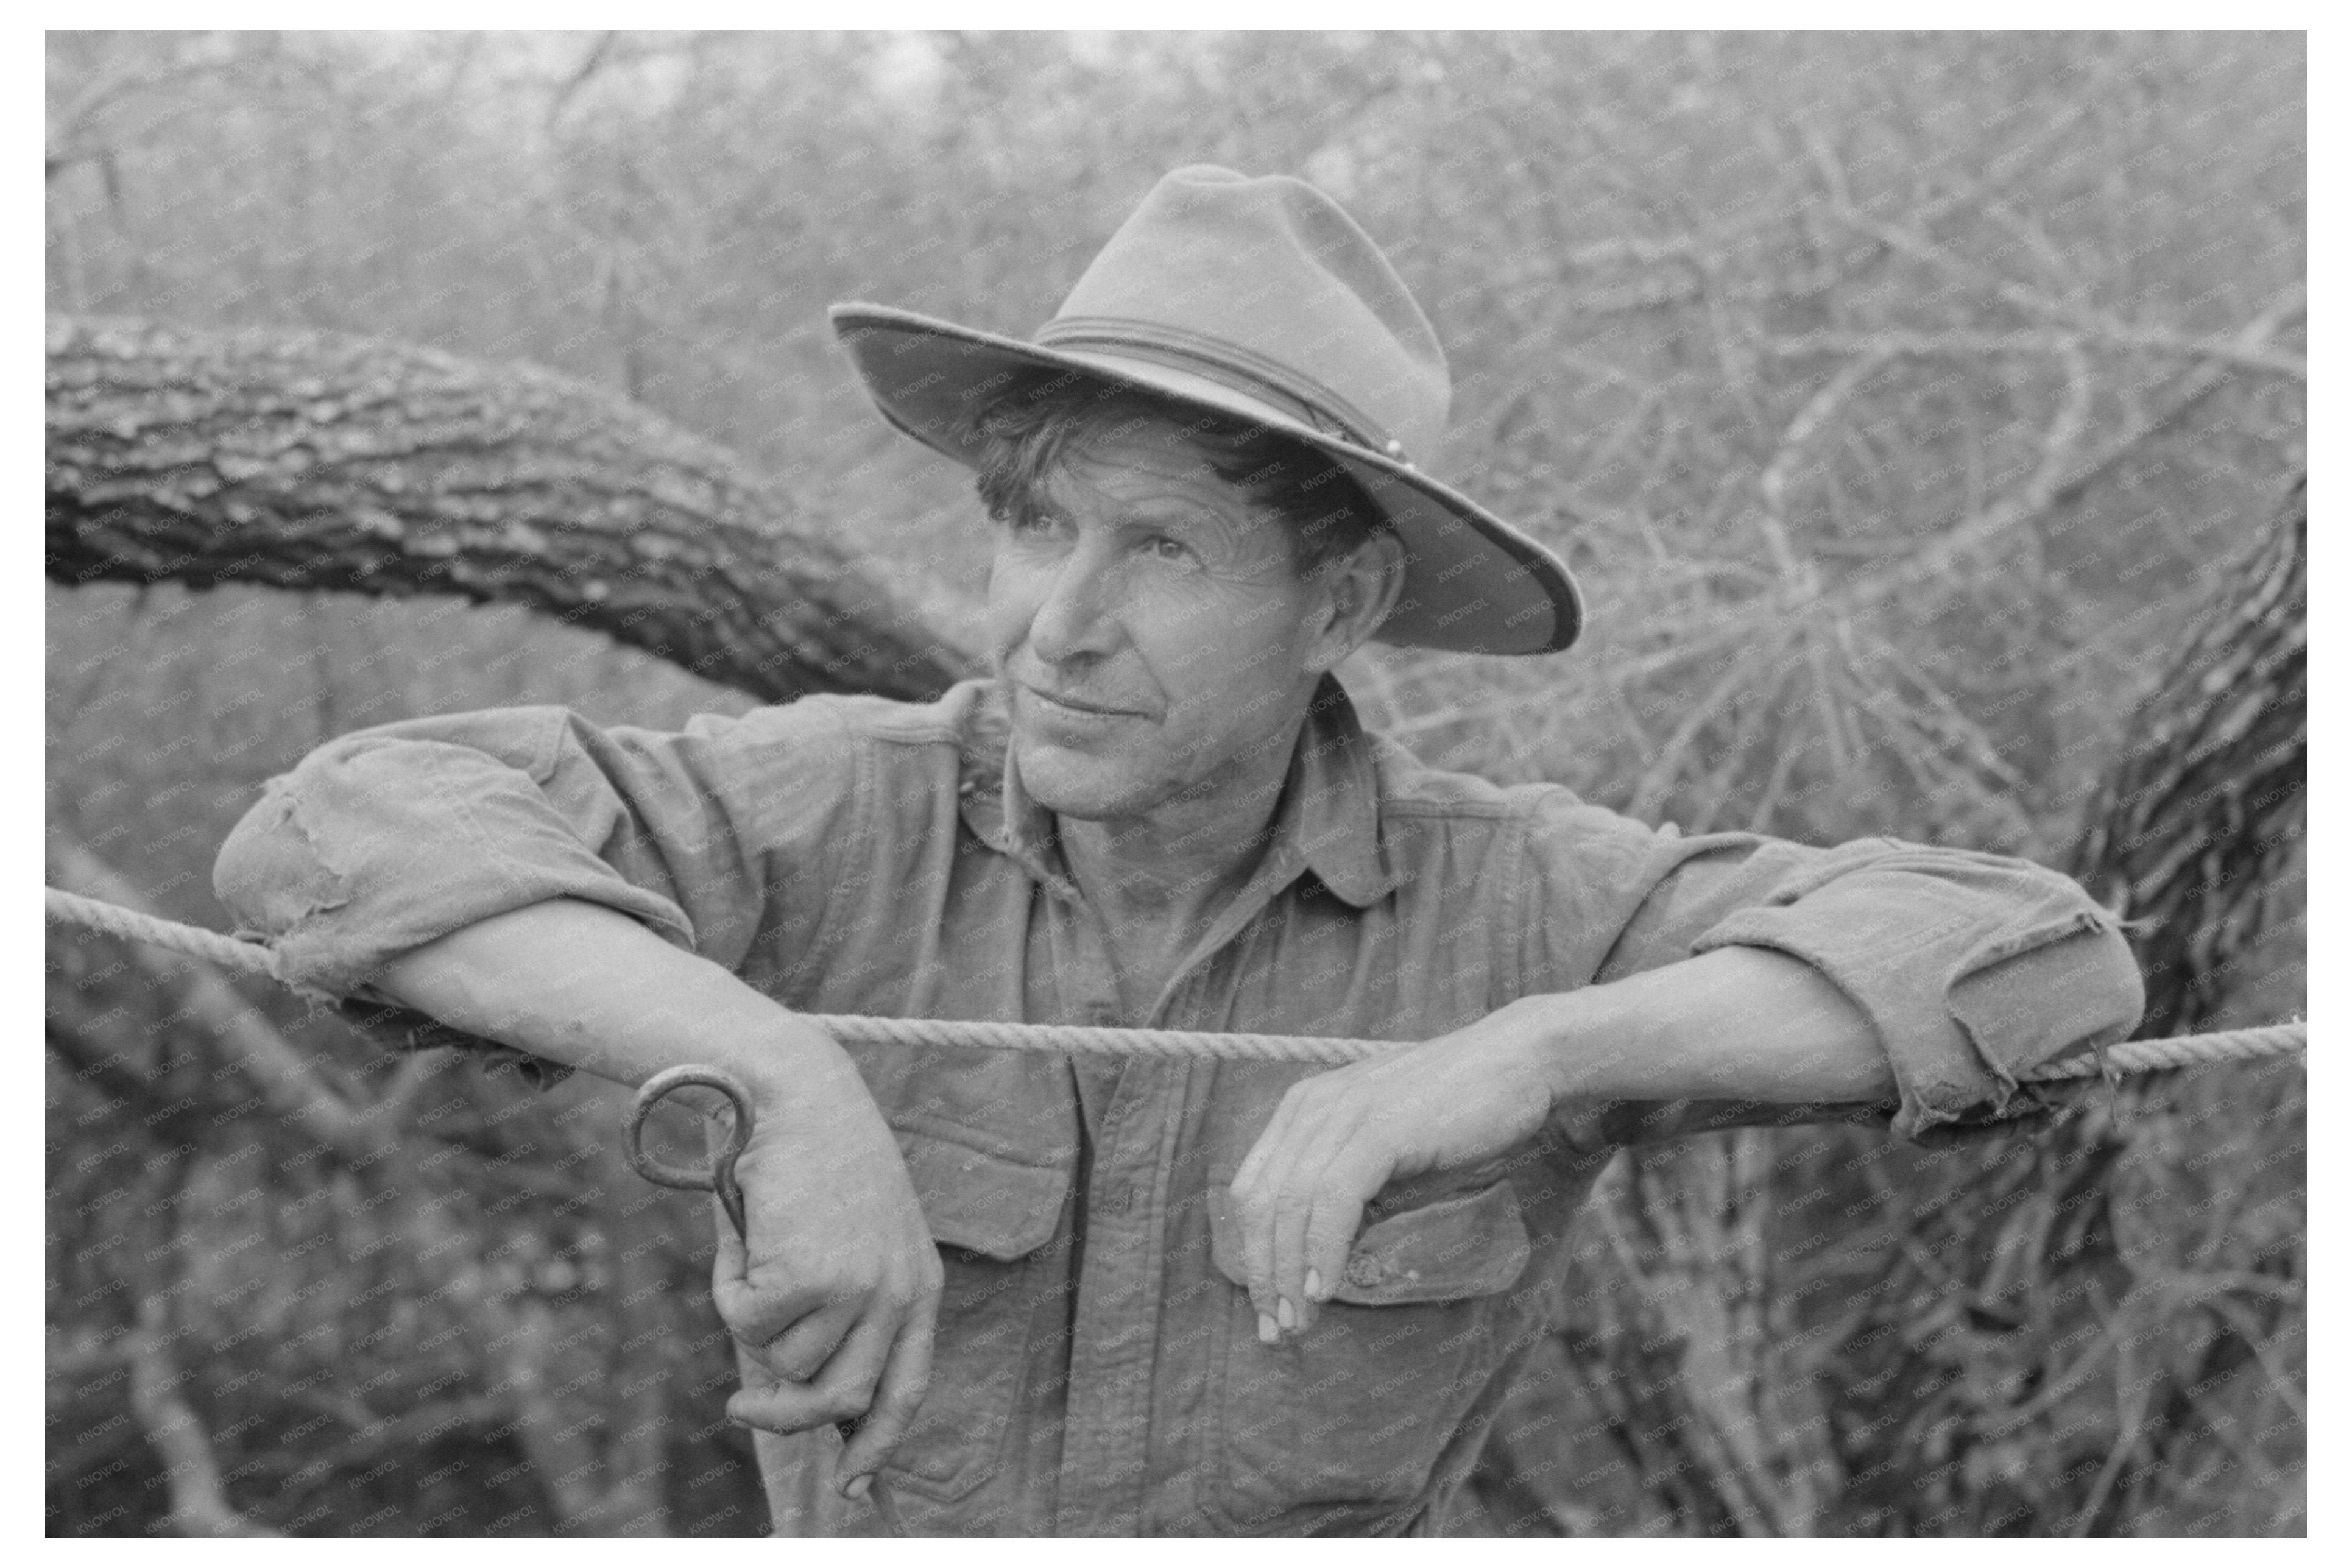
left=897, top=1128, right=1068, bottom=1261
left=1209, top=1180, right=1530, bottom=1305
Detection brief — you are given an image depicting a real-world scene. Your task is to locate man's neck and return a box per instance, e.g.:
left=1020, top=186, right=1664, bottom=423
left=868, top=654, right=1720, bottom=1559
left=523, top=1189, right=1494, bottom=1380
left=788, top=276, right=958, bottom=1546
left=1054, top=721, right=1305, bottom=1004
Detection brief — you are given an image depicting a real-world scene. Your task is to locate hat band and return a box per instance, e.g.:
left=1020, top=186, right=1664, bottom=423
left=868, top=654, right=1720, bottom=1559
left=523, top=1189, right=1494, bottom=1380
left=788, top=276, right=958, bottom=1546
left=1033, top=316, right=1409, bottom=464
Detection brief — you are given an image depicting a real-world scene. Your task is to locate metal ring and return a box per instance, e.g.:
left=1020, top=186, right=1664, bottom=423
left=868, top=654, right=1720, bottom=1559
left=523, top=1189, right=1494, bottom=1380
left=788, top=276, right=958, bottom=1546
left=625, top=1065, right=755, bottom=1240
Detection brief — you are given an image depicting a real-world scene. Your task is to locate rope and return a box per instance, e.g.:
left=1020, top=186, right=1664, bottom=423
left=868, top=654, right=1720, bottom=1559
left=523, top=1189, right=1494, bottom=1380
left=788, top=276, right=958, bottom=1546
left=2032, top=1023, right=2306, bottom=1081
left=45, top=885, right=2306, bottom=1081
left=49, top=887, right=271, bottom=975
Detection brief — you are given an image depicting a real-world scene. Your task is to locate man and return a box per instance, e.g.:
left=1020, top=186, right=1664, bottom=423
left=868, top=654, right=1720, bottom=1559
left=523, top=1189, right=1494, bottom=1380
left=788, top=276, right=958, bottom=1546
left=214, top=166, right=2144, bottom=1536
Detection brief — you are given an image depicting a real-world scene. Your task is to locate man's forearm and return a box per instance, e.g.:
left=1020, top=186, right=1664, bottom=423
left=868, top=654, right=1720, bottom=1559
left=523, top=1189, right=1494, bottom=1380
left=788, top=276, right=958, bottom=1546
left=1519, top=945, right=1894, bottom=1107
left=373, top=897, right=865, bottom=1115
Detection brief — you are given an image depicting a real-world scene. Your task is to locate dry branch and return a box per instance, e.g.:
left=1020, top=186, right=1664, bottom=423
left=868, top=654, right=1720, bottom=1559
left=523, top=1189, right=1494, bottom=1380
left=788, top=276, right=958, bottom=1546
left=1764, top=327, right=2305, bottom=381
left=1499, top=284, right=2309, bottom=719
left=49, top=838, right=401, bottom=1165
left=123, top=1298, right=279, bottom=1538
left=46, top=316, right=975, bottom=705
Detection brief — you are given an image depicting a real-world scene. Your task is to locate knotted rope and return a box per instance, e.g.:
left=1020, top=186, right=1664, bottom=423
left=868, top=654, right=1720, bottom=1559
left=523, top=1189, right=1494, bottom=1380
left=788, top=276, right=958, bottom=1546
left=45, top=886, right=2306, bottom=1082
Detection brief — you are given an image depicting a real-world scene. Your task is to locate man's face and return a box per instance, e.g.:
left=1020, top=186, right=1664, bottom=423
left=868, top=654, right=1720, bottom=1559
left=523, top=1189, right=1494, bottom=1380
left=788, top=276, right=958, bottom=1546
left=986, top=418, right=1329, bottom=826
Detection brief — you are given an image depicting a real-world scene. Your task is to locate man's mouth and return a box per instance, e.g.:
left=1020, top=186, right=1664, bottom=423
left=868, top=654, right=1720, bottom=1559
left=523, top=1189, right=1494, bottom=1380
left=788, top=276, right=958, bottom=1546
left=1022, top=685, right=1141, bottom=721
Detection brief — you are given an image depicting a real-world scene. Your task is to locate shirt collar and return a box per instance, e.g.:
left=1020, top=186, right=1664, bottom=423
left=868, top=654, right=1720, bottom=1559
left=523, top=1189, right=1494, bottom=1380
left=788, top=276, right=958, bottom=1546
left=1280, top=673, right=1398, bottom=908
left=961, top=674, right=1399, bottom=911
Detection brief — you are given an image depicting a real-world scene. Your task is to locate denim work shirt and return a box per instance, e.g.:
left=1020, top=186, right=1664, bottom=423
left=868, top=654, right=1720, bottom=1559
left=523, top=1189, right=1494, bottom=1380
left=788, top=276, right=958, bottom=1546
left=213, top=676, right=2144, bottom=1537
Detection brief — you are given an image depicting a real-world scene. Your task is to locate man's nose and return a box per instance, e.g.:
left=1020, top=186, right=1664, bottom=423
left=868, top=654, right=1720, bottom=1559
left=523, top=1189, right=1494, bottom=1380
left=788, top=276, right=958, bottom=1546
left=1027, top=542, right=1125, bottom=665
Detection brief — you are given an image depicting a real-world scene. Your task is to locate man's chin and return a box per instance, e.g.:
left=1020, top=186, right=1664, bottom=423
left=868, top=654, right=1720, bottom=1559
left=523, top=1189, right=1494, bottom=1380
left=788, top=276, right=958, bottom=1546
left=1011, top=736, right=1159, bottom=822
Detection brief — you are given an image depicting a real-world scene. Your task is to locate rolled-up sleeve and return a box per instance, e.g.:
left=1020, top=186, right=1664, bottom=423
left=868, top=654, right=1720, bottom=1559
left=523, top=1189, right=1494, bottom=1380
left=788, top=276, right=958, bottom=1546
left=1516, top=807, right=2147, bottom=1142
left=213, top=699, right=861, bottom=1003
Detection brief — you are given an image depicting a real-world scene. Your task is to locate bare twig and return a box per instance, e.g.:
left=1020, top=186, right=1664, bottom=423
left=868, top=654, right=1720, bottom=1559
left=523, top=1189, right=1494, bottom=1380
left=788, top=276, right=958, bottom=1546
left=1764, top=326, right=2303, bottom=382
left=49, top=839, right=400, bottom=1165
left=1625, top=634, right=1792, bottom=819
left=1535, top=283, right=2306, bottom=708
left=1759, top=351, right=1896, bottom=539
left=1851, top=285, right=2303, bottom=610
left=1683, top=663, right=1794, bottom=833
left=545, top=30, right=620, bottom=129
left=2202, top=1293, right=2308, bottom=1425
left=123, top=1297, right=279, bottom=1538
left=283, top=1393, right=517, bottom=1481
left=1804, top=120, right=2128, bottom=335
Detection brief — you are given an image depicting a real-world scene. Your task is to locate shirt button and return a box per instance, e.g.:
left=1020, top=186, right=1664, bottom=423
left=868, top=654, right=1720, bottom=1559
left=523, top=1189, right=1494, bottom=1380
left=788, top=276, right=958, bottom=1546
left=1085, top=1002, right=1120, bottom=1026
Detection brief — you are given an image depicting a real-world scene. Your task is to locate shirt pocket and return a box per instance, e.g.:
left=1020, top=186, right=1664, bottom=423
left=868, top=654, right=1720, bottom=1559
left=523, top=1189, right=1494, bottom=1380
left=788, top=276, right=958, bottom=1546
left=1202, top=1178, right=1531, bottom=1532
left=877, top=1127, right=1070, bottom=1508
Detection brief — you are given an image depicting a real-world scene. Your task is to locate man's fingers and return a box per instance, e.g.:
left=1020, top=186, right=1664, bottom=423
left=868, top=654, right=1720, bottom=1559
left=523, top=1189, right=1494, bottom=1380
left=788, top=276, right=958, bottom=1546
left=1265, top=1106, right=1380, bottom=1332
left=835, top=1287, right=939, bottom=1492
left=1272, top=1129, right=1379, bottom=1336
left=708, top=1195, right=864, bottom=1355
left=758, top=1299, right=859, bottom=1383
left=1269, top=1184, right=1318, bottom=1335
left=728, top=1314, right=893, bottom=1437
left=819, top=1312, right=895, bottom=1417
left=1235, top=1146, right=1303, bottom=1332
left=1235, top=1081, right=1388, bottom=1335
left=712, top=1198, right=747, bottom=1270
left=1229, top=1087, right=1302, bottom=1197
left=727, top=1379, right=862, bottom=1436
left=1298, top=1188, right=1368, bottom=1333
left=712, top=1262, right=830, bottom=1352
left=1236, top=1086, right=1343, bottom=1319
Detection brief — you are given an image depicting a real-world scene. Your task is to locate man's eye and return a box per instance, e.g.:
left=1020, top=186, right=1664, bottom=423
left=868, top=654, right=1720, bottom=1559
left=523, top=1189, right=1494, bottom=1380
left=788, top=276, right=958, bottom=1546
left=1143, top=536, right=1190, bottom=562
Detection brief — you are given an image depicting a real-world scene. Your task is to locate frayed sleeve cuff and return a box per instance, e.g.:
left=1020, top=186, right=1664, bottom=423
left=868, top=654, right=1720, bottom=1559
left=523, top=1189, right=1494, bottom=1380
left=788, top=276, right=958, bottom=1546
left=214, top=734, right=695, bottom=1003
left=1691, top=861, right=2145, bottom=1142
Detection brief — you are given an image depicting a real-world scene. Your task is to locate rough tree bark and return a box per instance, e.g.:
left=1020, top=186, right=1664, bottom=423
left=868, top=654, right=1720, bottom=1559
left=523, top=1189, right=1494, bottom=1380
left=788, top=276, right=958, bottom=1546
left=46, top=315, right=975, bottom=705
left=47, top=316, right=967, bottom=1535
left=2069, top=477, right=2306, bottom=1036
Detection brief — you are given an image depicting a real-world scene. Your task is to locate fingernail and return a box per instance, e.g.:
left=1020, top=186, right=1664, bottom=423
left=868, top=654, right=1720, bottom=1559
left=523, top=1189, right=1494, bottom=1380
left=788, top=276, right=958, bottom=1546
left=1257, top=1310, right=1279, bottom=1344
left=843, top=1474, right=871, bottom=1500
left=1305, top=1268, right=1325, bottom=1301
left=1277, top=1297, right=1295, bottom=1331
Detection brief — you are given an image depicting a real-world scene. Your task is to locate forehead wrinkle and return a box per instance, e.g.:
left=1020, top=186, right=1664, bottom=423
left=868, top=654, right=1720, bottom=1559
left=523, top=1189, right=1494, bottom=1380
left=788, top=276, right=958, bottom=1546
left=1050, top=444, right=1291, bottom=559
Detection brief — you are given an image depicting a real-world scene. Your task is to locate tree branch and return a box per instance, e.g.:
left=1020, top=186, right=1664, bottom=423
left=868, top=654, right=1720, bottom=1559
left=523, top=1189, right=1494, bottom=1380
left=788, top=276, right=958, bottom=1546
left=49, top=837, right=398, bottom=1166
left=123, top=1297, right=280, bottom=1538
left=1763, top=327, right=2304, bottom=381
left=46, top=316, right=976, bottom=705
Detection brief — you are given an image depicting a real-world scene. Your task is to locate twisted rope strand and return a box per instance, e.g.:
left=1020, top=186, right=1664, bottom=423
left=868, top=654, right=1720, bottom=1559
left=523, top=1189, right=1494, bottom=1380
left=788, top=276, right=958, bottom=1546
left=45, top=886, right=2305, bottom=1080
left=49, top=888, right=271, bottom=974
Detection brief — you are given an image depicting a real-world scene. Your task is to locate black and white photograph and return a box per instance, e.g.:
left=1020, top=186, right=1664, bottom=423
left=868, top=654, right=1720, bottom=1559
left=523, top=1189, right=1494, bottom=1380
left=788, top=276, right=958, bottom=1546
left=43, top=27, right=2308, bottom=1539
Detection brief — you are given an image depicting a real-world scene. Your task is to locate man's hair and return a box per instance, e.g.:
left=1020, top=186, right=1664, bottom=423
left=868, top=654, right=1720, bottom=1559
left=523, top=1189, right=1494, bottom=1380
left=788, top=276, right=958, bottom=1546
left=958, top=370, right=1386, bottom=578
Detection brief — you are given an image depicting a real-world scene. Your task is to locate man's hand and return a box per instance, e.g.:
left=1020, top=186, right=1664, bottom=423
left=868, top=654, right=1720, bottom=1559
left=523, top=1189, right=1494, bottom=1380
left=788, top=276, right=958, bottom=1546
left=370, top=899, right=949, bottom=1496
left=1227, top=1000, right=1555, bottom=1341
left=1230, top=948, right=1899, bottom=1341
left=713, top=1073, right=944, bottom=1498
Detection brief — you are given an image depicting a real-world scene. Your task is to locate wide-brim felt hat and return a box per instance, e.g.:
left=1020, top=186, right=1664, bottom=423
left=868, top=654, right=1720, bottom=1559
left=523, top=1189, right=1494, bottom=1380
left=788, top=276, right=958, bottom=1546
left=829, top=164, right=1583, bottom=656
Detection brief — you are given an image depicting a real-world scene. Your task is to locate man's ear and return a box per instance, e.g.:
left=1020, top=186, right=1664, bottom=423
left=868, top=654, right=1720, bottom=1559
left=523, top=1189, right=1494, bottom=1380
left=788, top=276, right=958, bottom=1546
left=1304, top=530, right=1406, bottom=674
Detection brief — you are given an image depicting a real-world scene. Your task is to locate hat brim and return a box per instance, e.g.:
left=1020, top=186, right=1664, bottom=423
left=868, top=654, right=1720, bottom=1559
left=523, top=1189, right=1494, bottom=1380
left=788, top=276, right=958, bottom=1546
left=828, top=303, right=1583, bottom=656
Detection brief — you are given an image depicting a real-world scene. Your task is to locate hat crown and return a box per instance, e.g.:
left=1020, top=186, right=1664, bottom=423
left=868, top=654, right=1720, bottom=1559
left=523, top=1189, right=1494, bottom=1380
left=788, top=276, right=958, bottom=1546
left=824, top=164, right=1586, bottom=655
left=1037, top=166, right=1450, bottom=465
